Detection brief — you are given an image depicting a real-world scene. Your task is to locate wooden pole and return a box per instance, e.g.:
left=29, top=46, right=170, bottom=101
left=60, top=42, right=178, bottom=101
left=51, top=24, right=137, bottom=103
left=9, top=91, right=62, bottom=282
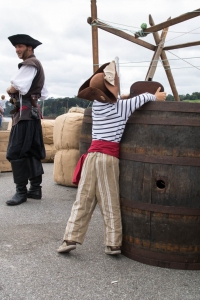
left=145, top=8, right=200, bottom=34
left=164, top=40, right=200, bottom=51
left=91, top=0, right=99, bottom=73
left=115, top=56, right=121, bottom=96
left=145, top=19, right=170, bottom=81
left=87, top=18, right=155, bottom=51
left=149, top=15, right=180, bottom=101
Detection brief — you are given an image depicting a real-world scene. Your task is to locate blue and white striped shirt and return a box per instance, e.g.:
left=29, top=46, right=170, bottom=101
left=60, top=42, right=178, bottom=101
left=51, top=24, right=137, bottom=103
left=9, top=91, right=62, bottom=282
left=92, top=93, right=156, bottom=142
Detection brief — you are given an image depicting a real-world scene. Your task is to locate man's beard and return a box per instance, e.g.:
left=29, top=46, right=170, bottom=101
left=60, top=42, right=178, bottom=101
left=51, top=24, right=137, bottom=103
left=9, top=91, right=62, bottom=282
left=22, top=47, right=29, bottom=60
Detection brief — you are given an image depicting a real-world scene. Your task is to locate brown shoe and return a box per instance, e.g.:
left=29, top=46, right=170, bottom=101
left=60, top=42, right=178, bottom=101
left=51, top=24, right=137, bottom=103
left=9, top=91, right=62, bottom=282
left=57, top=241, right=76, bottom=253
left=105, top=246, right=121, bottom=255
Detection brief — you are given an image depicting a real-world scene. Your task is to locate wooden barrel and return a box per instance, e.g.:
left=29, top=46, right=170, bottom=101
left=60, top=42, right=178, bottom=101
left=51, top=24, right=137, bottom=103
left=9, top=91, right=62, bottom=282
left=80, top=102, right=200, bottom=270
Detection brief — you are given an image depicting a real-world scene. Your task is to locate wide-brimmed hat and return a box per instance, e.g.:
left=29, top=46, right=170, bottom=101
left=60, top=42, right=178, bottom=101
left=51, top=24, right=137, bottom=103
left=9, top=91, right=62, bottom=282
left=77, top=61, right=119, bottom=103
left=8, top=34, right=42, bottom=49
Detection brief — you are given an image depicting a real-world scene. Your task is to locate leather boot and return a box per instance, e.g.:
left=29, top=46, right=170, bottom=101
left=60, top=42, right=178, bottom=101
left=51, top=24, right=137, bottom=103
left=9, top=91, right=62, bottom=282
left=6, top=158, right=30, bottom=206
left=27, top=175, right=42, bottom=199
left=27, top=157, right=44, bottom=200
left=6, top=182, right=28, bottom=206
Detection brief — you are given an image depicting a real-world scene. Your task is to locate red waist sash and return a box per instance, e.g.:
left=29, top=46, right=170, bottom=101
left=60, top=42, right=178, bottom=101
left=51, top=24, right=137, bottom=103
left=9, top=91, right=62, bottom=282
left=72, top=140, right=120, bottom=185
left=18, top=105, right=29, bottom=112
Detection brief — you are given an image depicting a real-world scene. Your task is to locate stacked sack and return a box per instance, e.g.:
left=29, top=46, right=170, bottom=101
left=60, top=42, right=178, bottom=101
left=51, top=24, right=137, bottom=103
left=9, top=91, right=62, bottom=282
left=41, top=119, right=57, bottom=163
left=53, top=107, right=85, bottom=187
left=0, top=130, right=12, bottom=172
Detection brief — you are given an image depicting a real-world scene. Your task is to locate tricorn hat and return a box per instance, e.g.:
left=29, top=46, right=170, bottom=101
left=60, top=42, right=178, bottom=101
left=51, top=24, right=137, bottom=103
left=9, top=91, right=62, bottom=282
left=8, top=34, right=42, bottom=49
left=77, top=61, right=119, bottom=103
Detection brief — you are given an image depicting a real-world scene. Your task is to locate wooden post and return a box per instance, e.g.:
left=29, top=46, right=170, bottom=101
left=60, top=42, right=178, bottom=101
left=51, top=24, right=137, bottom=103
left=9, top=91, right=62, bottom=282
left=164, top=40, right=200, bottom=51
left=115, top=56, right=121, bottom=96
left=145, top=19, right=170, bottom=81
left=145, top=8, right=200, bottom=34
left=149, top=15, right=180, bottom=101
left=91, top=0, right=99, bottom=73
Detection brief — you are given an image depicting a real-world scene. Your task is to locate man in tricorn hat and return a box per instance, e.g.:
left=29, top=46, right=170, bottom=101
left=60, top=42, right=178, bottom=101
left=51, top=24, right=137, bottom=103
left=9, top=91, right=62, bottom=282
left=6, top=34, right=48, bottom=206
left=57, top=61, right=166, bottom=255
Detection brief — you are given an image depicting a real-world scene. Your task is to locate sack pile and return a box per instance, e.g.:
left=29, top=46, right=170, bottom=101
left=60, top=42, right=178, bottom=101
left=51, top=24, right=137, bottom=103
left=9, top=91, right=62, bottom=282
left=53, top=107, right=85, bottom=186
left=0, top=131, right=12, bottom=172
left=41, top=120, right=57, bottom=163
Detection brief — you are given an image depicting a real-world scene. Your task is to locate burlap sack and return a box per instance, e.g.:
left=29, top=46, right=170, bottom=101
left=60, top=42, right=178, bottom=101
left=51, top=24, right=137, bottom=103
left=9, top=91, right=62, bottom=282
left=42, top=144, right=57, bottom=163
left=7, top=120, right=12, bottom=131
left=53, top=149, right=80, bottom=186
left=0, top=131, right=11, bottom=172
left=0, top=131, right=10, bottom=152
left=68, top=107, right=85, bottom=114
left=41, top=120, right=55, bottom=144
left=0, top=153, right=12, bottom=171
left=53, top=110, right=84, bottom=151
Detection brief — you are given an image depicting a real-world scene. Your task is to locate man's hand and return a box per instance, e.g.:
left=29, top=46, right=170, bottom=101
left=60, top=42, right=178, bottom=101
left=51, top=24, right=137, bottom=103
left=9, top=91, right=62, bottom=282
left=155, top=87, right=166, bottom=101
left=6, top=86, right=18, bottom=95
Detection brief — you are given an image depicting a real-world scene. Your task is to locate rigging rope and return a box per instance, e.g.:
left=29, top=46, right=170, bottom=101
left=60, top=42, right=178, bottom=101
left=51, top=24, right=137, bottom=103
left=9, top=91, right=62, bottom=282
left=166, top=51, right=200, bottom=71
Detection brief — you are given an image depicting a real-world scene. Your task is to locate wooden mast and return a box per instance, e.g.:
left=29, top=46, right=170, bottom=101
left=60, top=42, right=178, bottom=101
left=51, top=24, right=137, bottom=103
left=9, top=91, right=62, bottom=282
left=87, top=6, right=200, bottom=99
left=145, top=18, right=170, bottom=81
left=91, top=0, right=99, bottom=73
left=149, top=15, right=180, bottom=101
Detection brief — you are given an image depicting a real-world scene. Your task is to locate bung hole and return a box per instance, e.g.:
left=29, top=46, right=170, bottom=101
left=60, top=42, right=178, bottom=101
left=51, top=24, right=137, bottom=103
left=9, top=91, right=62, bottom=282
left=156, top=180, right=166, bottom=189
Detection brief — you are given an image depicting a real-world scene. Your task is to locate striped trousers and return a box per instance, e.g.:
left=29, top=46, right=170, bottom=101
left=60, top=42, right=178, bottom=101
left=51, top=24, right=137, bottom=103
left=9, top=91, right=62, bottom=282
left=63, top=152, right=122, bottom=247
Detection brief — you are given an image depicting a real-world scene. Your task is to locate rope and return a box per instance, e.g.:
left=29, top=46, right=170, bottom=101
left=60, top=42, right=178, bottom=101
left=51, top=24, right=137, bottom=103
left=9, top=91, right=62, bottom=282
left=96, top=18, right=200, bottom=35
left=93, top=64, right=200, bottom=70
left=165, top=26, right=200, bottom=43
left=93, top=56, right=200, bottom=66
left=166, top=51, right=200, bottom=71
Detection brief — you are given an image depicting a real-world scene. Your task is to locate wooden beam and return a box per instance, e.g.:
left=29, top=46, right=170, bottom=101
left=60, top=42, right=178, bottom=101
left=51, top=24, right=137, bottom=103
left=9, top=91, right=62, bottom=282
left=149, top=14, right=180, bottom=101
left=91, top=0, right=99, bottom=73
left=164, top=40, right=200, bottom=50
left=145, top=8, right=200, bottom=34
left=145, top=19, right=170, bottom=81
left=87, top=17, right=156, bottom=51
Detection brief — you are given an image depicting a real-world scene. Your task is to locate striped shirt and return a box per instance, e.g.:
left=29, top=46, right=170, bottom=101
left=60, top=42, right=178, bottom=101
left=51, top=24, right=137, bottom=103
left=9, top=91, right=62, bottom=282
left=92, top=92, right=156, bottom=142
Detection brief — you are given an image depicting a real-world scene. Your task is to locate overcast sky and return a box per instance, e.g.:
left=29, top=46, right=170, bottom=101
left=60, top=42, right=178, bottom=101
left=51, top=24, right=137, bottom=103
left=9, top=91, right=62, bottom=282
left=0, top=0, right=199, bottom=98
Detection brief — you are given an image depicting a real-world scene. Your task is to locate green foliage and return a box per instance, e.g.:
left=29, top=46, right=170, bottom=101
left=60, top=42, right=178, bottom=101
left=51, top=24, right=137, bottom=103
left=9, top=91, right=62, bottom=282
left=38, top=97, right=90, bottom=118
left=166, top=92, right=200, bottom=102
left=3, top=101, right=15, bottom=116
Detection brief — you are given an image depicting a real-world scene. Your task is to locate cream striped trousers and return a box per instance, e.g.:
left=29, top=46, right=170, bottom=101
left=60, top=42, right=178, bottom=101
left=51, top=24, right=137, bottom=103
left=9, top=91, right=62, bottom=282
left=63, top=152, right=122, bottom=247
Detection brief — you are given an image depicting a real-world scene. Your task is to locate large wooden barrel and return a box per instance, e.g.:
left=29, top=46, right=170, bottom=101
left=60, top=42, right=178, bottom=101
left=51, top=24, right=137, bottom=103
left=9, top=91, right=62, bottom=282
left=79, top=102, right=200, bottom=270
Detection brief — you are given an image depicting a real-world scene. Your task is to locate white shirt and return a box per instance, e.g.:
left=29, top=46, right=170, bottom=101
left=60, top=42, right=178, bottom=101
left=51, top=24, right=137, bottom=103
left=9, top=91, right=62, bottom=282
left=92, top=93, right=156, bottom=143
left=0, top=99, right=6, bottom=109
left=10, top=65, right=48, bottom=100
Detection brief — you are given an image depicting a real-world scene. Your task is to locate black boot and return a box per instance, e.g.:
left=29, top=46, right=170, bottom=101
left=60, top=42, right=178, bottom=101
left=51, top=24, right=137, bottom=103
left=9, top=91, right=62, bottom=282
left=27, top=175, right=42, bottom=199
left=27, top=157, right=44, bottom=200
left=6, top=158, right=30, bottom=206
left=6, top=182, right=28, bottom=206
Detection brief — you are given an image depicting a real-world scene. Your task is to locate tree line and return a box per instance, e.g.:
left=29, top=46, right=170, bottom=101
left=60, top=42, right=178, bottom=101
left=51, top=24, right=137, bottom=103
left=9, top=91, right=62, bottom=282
left=3, top=92, right=200, bottom=117
left=166, top=92, right=200, bottom=101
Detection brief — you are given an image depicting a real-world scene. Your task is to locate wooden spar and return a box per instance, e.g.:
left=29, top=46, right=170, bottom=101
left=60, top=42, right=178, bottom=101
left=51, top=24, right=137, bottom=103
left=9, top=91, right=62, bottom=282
left=145, top=8, right=200, bottom=34
left=87, top=17, right=156, bottom=51
left=91, top=0, right=99, bottom=73
left=149, top=14, right=180, bottom=101
left=145, top=18, right=170, bottom=81
left=164, top=41, right=200, bottom=51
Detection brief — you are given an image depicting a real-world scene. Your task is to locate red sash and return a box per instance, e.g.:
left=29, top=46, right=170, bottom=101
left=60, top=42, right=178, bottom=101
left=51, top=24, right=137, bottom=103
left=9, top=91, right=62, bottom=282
left=18, top=105, right=29, bottom=111
left=72, top=140, right=120, bottom=185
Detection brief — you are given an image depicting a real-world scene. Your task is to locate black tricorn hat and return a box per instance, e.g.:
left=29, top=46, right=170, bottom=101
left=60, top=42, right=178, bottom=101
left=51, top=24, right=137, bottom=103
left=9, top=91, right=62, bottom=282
left=8, top=34, right=42, bottom=49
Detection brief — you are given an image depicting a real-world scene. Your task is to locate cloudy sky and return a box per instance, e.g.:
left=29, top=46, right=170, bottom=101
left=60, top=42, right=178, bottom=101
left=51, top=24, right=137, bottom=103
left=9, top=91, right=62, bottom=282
left=0, top=0, right=199, bottom=98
